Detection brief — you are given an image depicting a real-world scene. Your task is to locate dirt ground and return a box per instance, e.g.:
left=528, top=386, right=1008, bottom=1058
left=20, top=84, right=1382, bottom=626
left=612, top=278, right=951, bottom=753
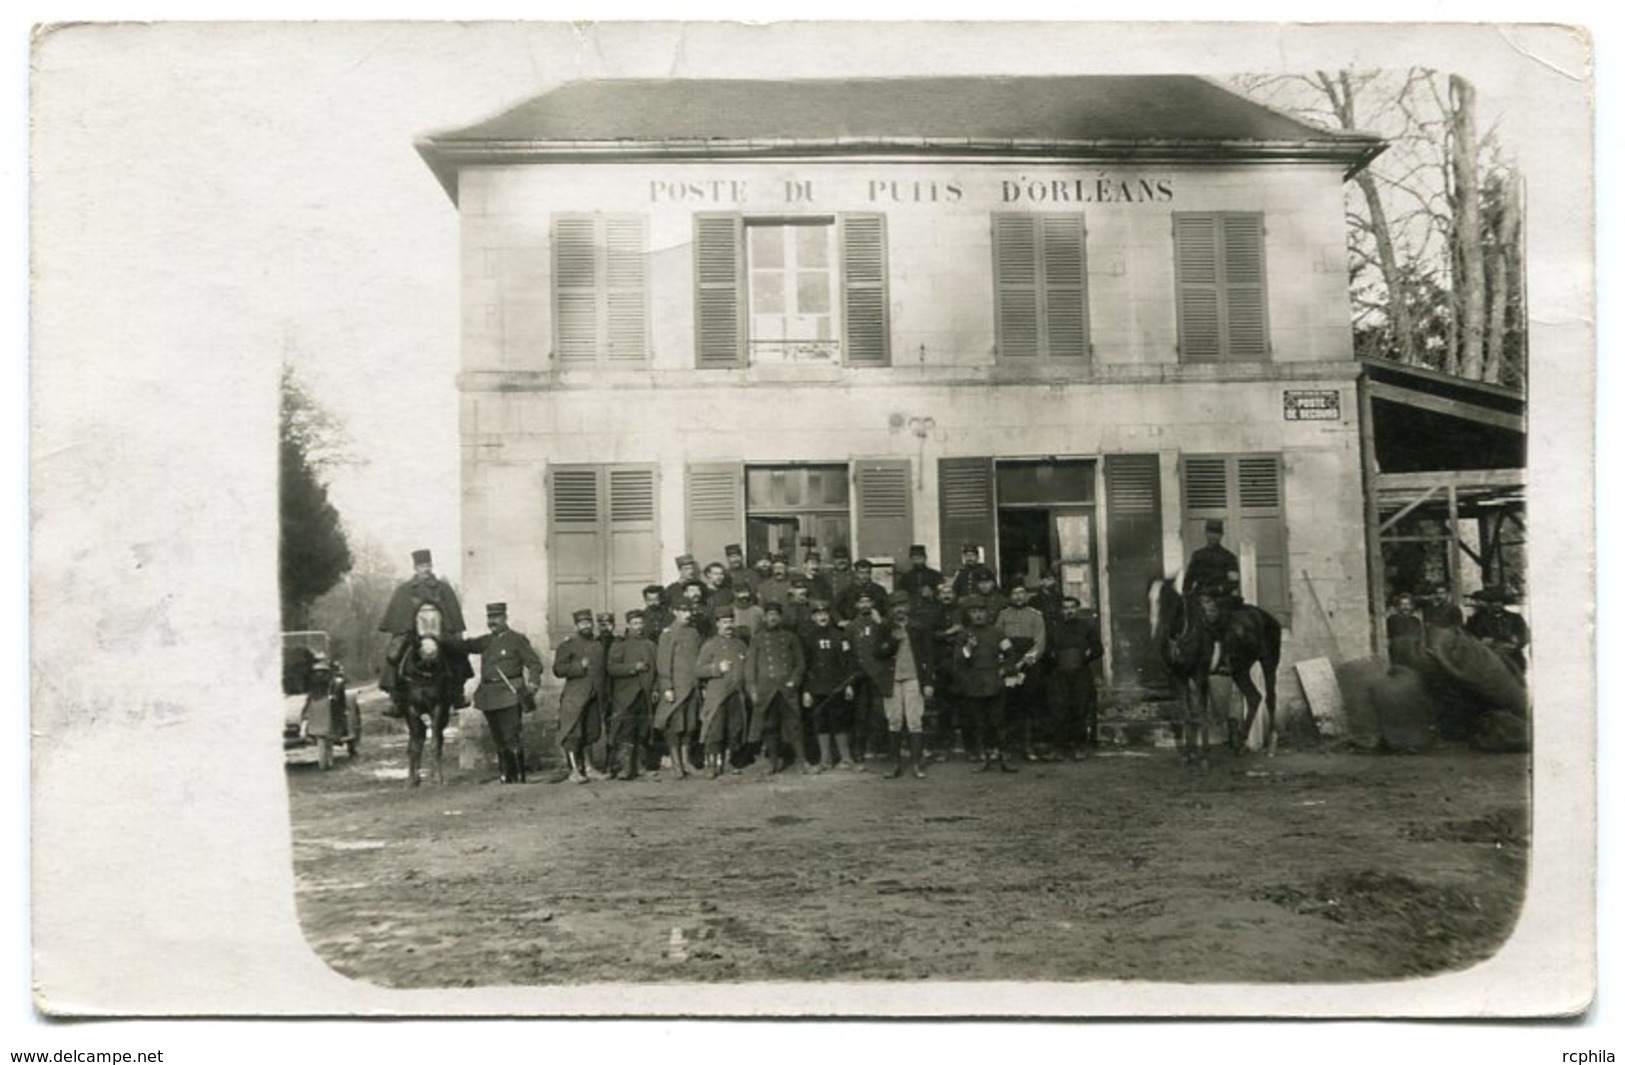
left=286, top=695, right=1528, bottom=989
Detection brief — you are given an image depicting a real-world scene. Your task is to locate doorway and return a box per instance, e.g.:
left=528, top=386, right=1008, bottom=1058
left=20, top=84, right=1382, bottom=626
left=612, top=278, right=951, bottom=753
left=993, top=460, right=1099, bottom=608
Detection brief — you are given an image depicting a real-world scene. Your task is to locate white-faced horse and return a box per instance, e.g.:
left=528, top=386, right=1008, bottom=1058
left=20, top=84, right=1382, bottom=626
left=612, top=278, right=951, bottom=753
left=1151, top=574, right=1285, bottom=760
left=395, top=635, right=456, bottom=786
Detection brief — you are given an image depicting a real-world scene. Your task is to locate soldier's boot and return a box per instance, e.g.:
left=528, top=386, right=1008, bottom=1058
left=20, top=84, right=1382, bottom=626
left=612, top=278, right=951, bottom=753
left=515, top=747, right=528, bottom=783
left=816, top=734, right=834, bottom=772
left=617, top=744, right=638, bottom=781
left=910, top=733, right=927, bottom=779
left=791, top=733, right=812, bottom=774
left=674, top=738, right=691, bottom=779
left=407, top=744, right=422, bottom=787
left=834, top=733, right=855, bottom=771
left=707, top=750, right=723, bottom=780
left=998, top=747, right=1019, bottom=774
left=767, top=742, right=783, bottom=775
left=496, top=749, right=512, bottom=784
left=885, top=732, right=905, bottom=779
left=977, top=747, right=994, bottom=773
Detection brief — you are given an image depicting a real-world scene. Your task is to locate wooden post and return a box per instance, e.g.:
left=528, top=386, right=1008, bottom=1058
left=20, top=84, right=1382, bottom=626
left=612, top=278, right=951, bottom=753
left=1446, top=482, right=1462, bottom=607
left=1358, top=376, right=1385, bottom=659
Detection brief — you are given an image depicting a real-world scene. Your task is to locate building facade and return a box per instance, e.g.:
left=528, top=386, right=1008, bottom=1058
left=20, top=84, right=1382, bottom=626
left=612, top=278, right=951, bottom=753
left=417, top=76, right=1385, bottom=695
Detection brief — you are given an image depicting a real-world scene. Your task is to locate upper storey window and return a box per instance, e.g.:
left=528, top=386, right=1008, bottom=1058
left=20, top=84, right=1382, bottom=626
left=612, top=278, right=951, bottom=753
left=552, top=214, right=649, bottom=366
left=1173, top=211, right=1270, bottom=362
left=694, top=213, right=890, bottom=368
left=991, top=212, right=1091, bottom=363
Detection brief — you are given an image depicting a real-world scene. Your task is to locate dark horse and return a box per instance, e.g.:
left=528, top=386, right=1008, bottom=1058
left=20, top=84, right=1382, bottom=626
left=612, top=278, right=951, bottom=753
left=1150, top=574, right=1284, bottom=759
left=393, top=635, right=457, bottom=786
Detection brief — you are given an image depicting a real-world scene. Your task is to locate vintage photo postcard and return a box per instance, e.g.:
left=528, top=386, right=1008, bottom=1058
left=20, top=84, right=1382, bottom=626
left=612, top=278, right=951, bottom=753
left=26, top=19, right=1596, bottom=1024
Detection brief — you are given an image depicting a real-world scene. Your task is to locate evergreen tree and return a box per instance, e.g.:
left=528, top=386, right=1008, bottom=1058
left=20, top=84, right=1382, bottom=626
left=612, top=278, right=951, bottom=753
left=280, top=364, right=353, bottom=629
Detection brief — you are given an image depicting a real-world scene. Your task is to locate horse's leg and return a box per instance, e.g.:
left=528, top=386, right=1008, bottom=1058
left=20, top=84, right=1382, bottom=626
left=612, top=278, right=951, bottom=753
left=1234, top=664, right=1265, bottom=755
left=406, top=714, right=424, bottom=787
left=1262, top=661, right=1279, bottom=756
left=1196, top=673, right=1213, bottom=770
left=432, top=711, right=446, bottom=785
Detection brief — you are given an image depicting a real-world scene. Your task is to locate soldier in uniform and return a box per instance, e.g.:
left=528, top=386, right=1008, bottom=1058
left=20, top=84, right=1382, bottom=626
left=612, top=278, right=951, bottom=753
left=1046, top=595, right=1105, bottom=759
left=956, top=595, right=1017, bottom=773
left=950, top=543, right=984, bottom=599
left=931, top=581, right=974, bottom=760
left=746, top=551, right=774, bottom=598
left=844, top=587, right=891, bottom=766
left=835, top=558, right=889, bottom=624
left=553, top=608, right=608, bottom=783
left=655, top=599, right=702, bottom=779
left=896, top=544, right=943, bottom=602
left=827, top=546, right=855, bottom=607
left=1465, top=587, right=1530, bottom=673
left=605, top=608, right=659, bottom=781
left=455, top=602, right=544, bottom=784
left=665, top=554, right=703, bottom=610
left=378, top=548, right=472, bottom=710
left=1183, top=519, right=1242, bottom=601
left=694, top=606, right=750, bottom=779
left=969, top=567, right=1008, bottom=622
left=640, top=583, right=673, bottom=644
left=681, top=579, right=715, bottom=639
left=874, top=590, right=937, bottom=779
left=802, top=600, right=857, bottom=772
left=731, top=587, right=764, bottom=644
left=703, top=561, right=731, bottom=604
left=800, top=550, right=835, bottom=605
left=594, top=611, right=620, bottom=776
left=782, top=576, right=817, bottom=636
left=996, top=581, right=1048, bottom=761
left=723, top=543, right=751, bottom=598
left=756, top=554, right=793, bottom=608
left=744, top=600, right=808, bottom=774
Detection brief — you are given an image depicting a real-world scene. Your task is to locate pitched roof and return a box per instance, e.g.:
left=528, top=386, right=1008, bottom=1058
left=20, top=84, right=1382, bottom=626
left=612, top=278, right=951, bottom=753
left=417, top=75, right=1385, bottom=202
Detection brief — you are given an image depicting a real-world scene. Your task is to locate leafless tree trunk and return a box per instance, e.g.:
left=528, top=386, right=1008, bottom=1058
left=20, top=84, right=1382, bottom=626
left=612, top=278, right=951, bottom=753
left=1318, top=70, right=1419, bottom=365
left=1483, top=169, right=1522, bottom=386
left=1449, top=75, right=1486, bottom=380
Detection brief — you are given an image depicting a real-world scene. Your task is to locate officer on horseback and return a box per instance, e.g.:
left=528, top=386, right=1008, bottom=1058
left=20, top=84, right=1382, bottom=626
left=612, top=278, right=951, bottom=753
left=378, top=548, right=474, bottom=712
left=1182, top=519, right=1242, bottom=604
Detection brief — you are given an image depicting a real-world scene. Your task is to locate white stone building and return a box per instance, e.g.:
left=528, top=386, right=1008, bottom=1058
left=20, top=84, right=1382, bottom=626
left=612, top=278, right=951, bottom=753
left=416, top=75, right=1385, bottom=696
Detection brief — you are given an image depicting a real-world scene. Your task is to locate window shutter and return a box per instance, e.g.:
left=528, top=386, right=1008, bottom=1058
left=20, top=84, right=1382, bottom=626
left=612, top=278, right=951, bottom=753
left=685, top=462, right=744, bottom=570
left=1236, top=455, right=1287, bottom=620
left=938, top=457, right=996, bottom=567
left=1174, top=213, right=1222, bottom=362
left=854, top=459, right=912, bottom=565
left=604, top=216, right=649, bottom=362
left=549, top=466, right=604, bottom=639
left=1041, top=215, right=1089, bottom=359
left=607, top=466, right=660, bottom=620
left=1104, top=454, right=1164, bottom=688
left=694, top=214, right=745, bottom=368
left=993, top=214, right=1040, bottom=360
left=1221, top=214, right=1268, bottom=359
left=840, top=213, right=889, bottom=365
left=553, top=217, right=600, bottom=364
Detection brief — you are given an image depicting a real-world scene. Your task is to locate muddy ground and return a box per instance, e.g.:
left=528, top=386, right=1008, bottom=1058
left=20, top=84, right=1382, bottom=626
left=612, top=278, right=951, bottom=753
left=286, top=696, right=1528, bottom=989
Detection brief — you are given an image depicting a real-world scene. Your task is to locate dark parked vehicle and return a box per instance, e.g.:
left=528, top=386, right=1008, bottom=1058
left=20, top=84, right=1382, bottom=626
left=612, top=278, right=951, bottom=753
left=283, top=631, right=361, bottom=768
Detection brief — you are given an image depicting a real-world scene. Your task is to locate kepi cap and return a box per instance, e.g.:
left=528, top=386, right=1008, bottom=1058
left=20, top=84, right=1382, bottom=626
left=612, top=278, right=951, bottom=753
left=1204, top=519, right=1225, bottom=534
left=485, top=602, right=507, bottom=616
left=411, top=548, right=432, bottom=565
left=571, top=608, right=594, bottom=623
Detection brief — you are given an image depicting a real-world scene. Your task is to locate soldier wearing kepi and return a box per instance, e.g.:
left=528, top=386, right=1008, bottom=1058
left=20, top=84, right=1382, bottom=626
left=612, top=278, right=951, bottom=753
left=1183, top=518, right=1242, bottom=601
left=665, top=554, right=704, bottom=611
left=695, top=606, right=750, bottom=779
left=455, top=602, right=543, bottom=784
left=723, top=543, right=751, bottom=598
left=553, top=608, right=608, bottom=783
left=957, top=595, right=1017, bottom=773
left=605, top=609, right=659, bottom=780
left=1046, top=595, right=1106, bottom=759
left=801, top=599, right=857, bottom=772
left=875, top=590, right=937, bottom=779
left=595, top=611, right=620, bottom=776
left=896, top=544, right=943, bottom=603
left=379, top=548, right=473, bottom=710
left=950, top=543, right=984, bottom=599
left=655, top=599, right=702, bottom=779
left=744, top=600, right=808, bottom=774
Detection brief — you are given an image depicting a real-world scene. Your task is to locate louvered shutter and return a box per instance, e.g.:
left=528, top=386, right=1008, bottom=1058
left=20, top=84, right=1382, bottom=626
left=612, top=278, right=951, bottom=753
left=1236, top=455, right=1287, bottom=619
left=1174, top=213, right=1222, bottom=362
left=1221, top=214, right=1268, bottom=359
left=938, top=457, right=996, bottom=567
left=608, top=466, right=660, bottom=619
left=553, top=217, right=600, bottom=364
left=685, top=462, right=744, bottom=571
left=694, top=214, right=745, bottom=368
left=854, top=459, right=912, bottom=566
left=993, top=214, right=1040, bottom=360
left=1181, top=454, right=1231, bottom=553
left=1041, top=215, right=1089, bottom=359
left=604, top=216, right=649, bottom=362
left=549, top=466, right=603, bottom=638
left=840, top=213, right=889, bottom=365
left=1104, top=454, right=1164, bottom=688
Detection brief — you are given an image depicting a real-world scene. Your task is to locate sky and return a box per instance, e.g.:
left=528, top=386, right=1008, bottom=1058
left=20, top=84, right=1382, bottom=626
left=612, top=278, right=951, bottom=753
left=14, top=5, right=1619, bottom=1060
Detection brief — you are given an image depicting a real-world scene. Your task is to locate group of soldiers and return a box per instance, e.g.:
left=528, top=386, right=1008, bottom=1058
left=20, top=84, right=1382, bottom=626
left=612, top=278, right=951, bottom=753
left=377, top=542, right=1107, bottom=785
left=1385, top=582, right=1531, bottom=675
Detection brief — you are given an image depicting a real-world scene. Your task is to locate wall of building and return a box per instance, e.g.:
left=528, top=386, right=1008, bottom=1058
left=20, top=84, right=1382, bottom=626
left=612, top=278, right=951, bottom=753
left=453, top=154, right=1372, bottom=715
left=457, top=158, right=1355, bottom=374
